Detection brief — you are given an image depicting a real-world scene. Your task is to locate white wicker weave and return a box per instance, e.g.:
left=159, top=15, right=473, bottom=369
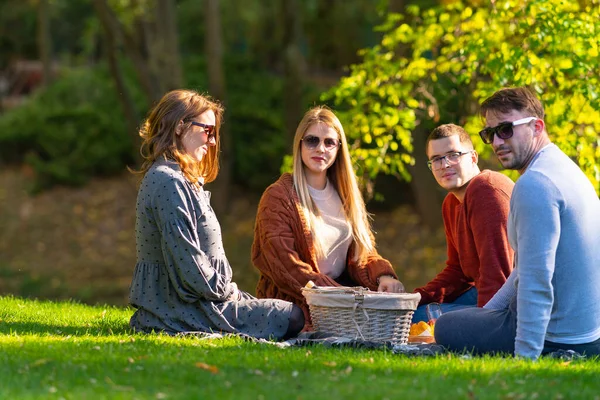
left=301, top=286, right=421, bottom=345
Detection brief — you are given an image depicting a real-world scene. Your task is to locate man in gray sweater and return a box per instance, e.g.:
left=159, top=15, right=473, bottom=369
left=434, top=87, right=600, bottom=360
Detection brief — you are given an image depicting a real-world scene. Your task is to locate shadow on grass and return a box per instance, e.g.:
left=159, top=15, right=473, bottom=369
left=0, top=321, right=133, bottom=336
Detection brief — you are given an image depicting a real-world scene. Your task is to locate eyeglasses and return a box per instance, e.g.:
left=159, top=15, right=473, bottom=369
left=191, top=121, right=216, bottom=142
left=478, top=117, right=537, bottom=144
left=427, top=151, right=472, bottom=171
left=301, top=135, right=341, bottom=150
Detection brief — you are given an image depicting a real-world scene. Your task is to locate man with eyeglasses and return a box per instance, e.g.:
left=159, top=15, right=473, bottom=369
left=412, top=124, right=515, bottom=323
left=435, top=87, right=600, bottom=360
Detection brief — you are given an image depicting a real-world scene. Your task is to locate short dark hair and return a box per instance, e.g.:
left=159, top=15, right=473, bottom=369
left=425, top=124, right=473, bottom=154
left=480, top=87, right=545, bottom=119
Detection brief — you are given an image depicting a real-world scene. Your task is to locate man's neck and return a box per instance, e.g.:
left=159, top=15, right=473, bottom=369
left=451, top=170, right=481, bottom=203
left=518, top=137, right=552, bottom=175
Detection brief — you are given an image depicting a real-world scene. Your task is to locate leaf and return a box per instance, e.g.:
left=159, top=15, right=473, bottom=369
left=194, top=362, right=219, bottom=374
left=30, top=359, right=51, bottom=367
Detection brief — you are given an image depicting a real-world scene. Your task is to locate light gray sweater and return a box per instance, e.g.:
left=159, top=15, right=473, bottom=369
left=484, top=144, right=600, bottom=359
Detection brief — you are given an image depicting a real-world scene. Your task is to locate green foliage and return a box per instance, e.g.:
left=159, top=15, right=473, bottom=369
left=0, top=66, right=138, bottom=192
left=184, top=55, right=289, bottom=192
left=226, top=57, right=288, bottom=191
left=326, top=0, right=600, bottom=193
left=3, top=296, right=600, bottom=399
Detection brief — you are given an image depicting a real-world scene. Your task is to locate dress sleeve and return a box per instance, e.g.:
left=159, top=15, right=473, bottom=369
left=151, top=178, right=235, bottom=303
left=253, top=186, right=340, bottom=302
left=512, top=173, right=561, bottom=359
left=467, top=178, right=514, bottom=306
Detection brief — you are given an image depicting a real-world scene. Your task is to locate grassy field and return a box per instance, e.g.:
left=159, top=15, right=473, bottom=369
left=1, top=296, right=599, bottom=399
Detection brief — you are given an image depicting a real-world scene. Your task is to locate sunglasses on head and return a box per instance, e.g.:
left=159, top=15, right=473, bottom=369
left=479, top=117, right=537, bottom=144
left=191, top=121, right=216, bottom=141
left=301, top=135, right=341, bottom=150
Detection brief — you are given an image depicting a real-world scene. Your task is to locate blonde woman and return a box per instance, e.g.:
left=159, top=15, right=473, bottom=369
left=128, top=89, right=304, bottom=339
left=252, top=106, right=404, bottom=329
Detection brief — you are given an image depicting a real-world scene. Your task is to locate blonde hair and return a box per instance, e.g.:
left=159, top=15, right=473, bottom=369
left=134, top=89, right=224, bottom=186
left=292, top=106, right=374, bottom=262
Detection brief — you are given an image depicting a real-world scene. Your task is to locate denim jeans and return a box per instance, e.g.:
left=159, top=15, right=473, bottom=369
left=434, top=295, right=600, bottom=357
left=411, top=287, right=478, bottom=323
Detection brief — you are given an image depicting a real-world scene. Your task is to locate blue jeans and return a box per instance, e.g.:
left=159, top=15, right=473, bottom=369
left=434, top=295, right=600, bottom=357
left=411, top=287, right=478, bottom=323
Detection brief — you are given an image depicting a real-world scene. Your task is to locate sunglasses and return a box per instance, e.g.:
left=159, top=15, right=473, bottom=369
left=191, top=121, right=216, bottom=141
left=301, top=135, right=341, bottom=150
left=427, top=151, right=472, bottom=171
left=479, top=117, right=537, bottom=144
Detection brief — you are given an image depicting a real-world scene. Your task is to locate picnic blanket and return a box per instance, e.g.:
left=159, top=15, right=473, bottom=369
left=175, top=330, right=587, bottom=360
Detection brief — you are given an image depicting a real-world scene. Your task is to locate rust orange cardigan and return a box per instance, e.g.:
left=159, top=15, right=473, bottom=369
left=252, top=173, right=397, bottom=329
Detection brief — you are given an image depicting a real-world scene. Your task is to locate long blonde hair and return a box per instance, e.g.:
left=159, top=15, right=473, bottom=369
left=134, top=89, right=224, bottom=186
left=292, top=106, right=374, bottom=262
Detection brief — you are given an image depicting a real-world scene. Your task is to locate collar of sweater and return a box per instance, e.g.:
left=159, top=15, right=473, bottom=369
left=307, top=179, right=335, bottom=201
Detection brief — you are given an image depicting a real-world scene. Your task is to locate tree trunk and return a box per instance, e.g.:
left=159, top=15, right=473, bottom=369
left=92, top=0, right=141, bottom=162
left=146, top=0, right=182, bottom=95
left=282, top=0, right=306, bottom=147
left=205, top=0, right=231, bottom=214
left=37, top=0, right=52, bottom=87
left=93, top=0, right=161, bottom=104
left=388, top=0, right=406, bottom=13
left=407, top=126, right=445, bottom=230
left=387, top=0, right=444, bottom=230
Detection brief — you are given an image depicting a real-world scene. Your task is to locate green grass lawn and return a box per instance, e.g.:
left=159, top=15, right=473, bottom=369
left=1, top=296, right=599, bottom=400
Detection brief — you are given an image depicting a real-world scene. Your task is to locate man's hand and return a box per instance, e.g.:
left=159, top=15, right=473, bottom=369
left=377, top=276, right=405, bottom=293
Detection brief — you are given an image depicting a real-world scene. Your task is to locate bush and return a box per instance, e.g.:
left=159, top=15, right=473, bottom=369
left=0, top=66, right=138, bottom=192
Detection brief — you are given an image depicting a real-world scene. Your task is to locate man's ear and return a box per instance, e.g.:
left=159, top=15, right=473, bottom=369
left=471, top=149, right=479, bottom=165
left=533, top=118, right=545, bottom=137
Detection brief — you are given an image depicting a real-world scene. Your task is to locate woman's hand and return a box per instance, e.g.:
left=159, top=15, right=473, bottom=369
left=377, top=276, right=405, bottom=293
left=226, top=282, right=242, bottom=301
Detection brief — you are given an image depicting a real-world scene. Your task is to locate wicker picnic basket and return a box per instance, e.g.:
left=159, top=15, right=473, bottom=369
left=301, top=285, right=421, bottom=345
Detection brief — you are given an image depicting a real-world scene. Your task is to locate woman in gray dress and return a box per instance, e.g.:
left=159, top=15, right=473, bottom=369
left=129, top=89, right=304, bottom=340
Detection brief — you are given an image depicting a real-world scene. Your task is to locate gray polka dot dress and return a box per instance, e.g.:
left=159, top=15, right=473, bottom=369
left=129, top=158, right=293, bottom=339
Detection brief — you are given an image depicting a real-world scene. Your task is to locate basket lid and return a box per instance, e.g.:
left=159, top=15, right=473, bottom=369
left=302, top=287, right=421, bottom=310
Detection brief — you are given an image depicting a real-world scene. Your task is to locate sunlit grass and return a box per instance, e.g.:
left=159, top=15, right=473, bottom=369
left=1, top=296, right=599, bottom=399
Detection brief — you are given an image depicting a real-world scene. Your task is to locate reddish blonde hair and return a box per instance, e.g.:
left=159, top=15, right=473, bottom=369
left=135, top=89, right=224, bottom=186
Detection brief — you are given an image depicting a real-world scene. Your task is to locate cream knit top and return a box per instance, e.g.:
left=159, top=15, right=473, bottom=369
left=308, top=180, right=352, bottom=279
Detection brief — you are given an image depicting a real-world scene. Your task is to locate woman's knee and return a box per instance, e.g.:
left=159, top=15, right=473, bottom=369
left=283, top=304, right=305, bottom=339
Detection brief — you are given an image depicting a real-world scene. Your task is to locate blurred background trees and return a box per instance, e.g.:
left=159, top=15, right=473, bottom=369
left=0, top=0, right=598, bottom=304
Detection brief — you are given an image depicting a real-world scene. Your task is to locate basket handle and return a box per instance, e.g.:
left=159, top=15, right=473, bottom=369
left=351, top=294, right=369, bottom=341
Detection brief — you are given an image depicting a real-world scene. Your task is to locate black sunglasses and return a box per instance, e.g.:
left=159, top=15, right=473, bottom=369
left=191, top=121, right=216, bottom=141
left=301, top=135, right=341, bottom=150
left=479, top=117, right=537, bottom=144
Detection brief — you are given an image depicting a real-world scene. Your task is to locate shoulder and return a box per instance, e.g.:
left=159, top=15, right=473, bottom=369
left=260, top=173, right=295, bottom=204
left=466, top=170, right=514, bottom=199
left=141, top=160, right=194, bottom=205
left=143, top=160, right=187, bottom=188
left=514, top=169, right=560, bottom=201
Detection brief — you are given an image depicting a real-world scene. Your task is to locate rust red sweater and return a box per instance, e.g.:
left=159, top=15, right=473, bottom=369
left=252, top=173, right=397, bottom=329
left=414, top=170, right=514, bottom=307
